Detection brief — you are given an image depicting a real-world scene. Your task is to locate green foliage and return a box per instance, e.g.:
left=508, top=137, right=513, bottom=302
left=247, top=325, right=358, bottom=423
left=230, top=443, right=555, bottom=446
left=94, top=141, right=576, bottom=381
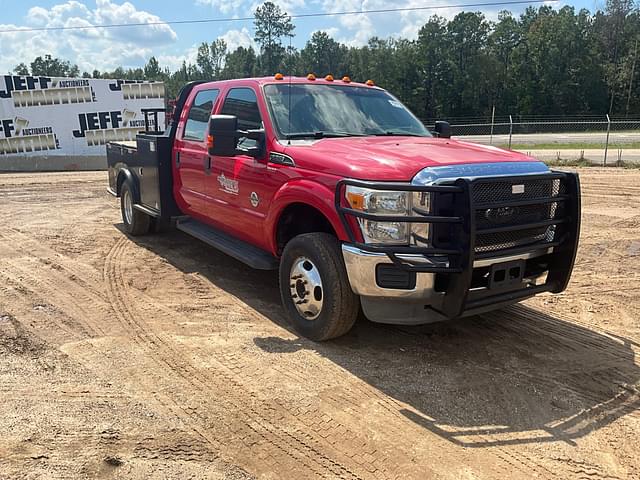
left=22, top=54, right=80, bottom=77
left=14, top=63, right=29, bottom=75
left=10, top=1, right=640, bottom=118
left=299, top=31, right=348, bottom=77
left=254, top=1, right=295, bottom=75
left=196, top=39, right=227, bottom=80
left=221, top=46, right=258, bottom=79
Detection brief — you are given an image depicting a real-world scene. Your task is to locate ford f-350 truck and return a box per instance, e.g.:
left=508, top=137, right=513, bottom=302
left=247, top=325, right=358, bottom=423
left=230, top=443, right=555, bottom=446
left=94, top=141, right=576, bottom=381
left=107, top=75, right=580, bottom=341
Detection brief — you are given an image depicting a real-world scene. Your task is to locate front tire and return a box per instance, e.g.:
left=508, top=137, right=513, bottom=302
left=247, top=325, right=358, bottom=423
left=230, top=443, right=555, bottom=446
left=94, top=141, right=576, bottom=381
left=120, top=181, right=151, bottom=236
left=279, top=233, right=359, bottom=341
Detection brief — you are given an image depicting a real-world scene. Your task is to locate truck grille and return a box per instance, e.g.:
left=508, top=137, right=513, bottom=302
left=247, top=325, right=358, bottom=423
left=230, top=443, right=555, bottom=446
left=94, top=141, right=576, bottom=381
left=472, top=177, right=564, bottom=255
left=472, top=178, right=562, bottom=204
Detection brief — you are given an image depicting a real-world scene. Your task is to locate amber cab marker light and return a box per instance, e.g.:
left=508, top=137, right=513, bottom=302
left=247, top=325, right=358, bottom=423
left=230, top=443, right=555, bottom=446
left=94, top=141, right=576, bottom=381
left=365, top=79, right=375, bottom=86
left=342, top=76, right=351, bottom=83
left=207, top=134, right=214, bottom=150
left=274, top=73, right=284, bottom=80
left=325, top=74, right=334, bottom=81
left=307, top=73, right=316, bottom=81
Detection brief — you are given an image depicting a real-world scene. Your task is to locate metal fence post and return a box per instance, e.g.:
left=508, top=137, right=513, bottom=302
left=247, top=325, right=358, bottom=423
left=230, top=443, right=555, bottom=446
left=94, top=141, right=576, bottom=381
left=490, top=105, right=495, bottom=145
left=604, top=114, right=611, bottom=167
left=508, top=115, right=513, bottom=149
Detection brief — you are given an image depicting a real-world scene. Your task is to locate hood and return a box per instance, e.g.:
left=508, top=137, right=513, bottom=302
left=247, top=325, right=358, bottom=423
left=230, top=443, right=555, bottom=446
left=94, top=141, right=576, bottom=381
left=281, top=136, right=536, bottom=181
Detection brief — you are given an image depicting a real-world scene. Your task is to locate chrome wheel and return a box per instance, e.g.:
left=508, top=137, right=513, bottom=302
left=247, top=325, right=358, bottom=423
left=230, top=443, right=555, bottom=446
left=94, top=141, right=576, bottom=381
left=123, top=188, right=133, bottom=225
left=289, top=257, right=323, bottom=320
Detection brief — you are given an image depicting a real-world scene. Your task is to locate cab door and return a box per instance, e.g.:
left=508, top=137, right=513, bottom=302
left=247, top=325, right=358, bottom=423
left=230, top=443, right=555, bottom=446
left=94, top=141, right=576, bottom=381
left=207, top=86, right=274, bottom=249
left=172, top=88, right=220, bottom=216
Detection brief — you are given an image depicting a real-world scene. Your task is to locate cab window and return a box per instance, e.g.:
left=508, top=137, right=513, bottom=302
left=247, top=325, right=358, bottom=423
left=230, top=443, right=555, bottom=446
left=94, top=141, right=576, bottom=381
left=183, top=89, right=219, bottom=141
left=220, top=87, right=262, bottom=149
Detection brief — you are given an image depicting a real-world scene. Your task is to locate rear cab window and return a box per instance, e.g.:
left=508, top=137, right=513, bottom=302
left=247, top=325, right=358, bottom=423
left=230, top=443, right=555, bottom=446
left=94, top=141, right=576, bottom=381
left=183, top=89, right=220, bottom=142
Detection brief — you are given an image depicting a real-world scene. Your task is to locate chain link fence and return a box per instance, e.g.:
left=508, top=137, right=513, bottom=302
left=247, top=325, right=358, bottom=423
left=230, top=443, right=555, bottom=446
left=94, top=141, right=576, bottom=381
left=425, top=115, right=640, bottom=166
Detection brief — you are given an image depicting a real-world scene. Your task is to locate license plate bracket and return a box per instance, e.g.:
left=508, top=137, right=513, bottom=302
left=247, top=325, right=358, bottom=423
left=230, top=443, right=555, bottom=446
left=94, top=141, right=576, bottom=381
left=489, top=259, right=525, bottom=289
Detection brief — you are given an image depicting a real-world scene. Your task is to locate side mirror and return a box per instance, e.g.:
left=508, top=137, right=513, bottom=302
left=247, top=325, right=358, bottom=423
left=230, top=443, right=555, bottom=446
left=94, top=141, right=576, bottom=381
left=208, top=115, right=266, bottom=159
left=208, top=115, right=239, bottom=157
left=434, top=121, right=451, bottom=139
left=243, top=129, right=267, bottom=161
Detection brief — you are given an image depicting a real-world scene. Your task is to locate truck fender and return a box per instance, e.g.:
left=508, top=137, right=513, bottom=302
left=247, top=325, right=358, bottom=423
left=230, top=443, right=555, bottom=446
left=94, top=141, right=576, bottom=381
left=116, top=167, right=141, bottom=203
left=265, top=180, right=350, bottom=254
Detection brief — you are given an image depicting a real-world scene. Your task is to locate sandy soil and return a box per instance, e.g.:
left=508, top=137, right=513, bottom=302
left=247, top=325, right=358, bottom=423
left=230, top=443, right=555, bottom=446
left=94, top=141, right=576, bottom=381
left=0, top=168, right=638, bottom=479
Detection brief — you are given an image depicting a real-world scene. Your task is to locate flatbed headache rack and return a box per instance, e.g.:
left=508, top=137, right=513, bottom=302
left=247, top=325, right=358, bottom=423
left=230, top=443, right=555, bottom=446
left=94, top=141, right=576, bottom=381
left=140, top=107, right=167, bottom=135
left=335, top=171, right=581, bottom=318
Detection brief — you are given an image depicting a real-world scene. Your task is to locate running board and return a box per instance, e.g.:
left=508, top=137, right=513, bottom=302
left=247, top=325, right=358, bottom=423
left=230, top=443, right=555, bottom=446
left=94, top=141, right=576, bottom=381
left=176, top=218, right=278, bottom=270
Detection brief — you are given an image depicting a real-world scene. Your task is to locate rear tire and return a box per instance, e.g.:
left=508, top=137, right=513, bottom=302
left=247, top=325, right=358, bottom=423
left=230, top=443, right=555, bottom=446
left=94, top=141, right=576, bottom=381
left=120, top=181, right=151, bottom=236
left=279, top=233, right=359, bottom=341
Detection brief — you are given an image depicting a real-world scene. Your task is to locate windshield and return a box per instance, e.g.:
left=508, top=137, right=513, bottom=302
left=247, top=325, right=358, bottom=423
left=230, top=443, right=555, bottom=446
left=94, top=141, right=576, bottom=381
left=263, top=83, right=431, bottom=139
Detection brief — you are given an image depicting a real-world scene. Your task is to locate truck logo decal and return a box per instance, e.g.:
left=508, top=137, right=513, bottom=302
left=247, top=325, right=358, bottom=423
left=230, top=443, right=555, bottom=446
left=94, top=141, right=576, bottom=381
left=250, top=192, right=260, bottom=207
left=512, top=184, right=525, bottom=194
left=217, top=173, right=239, bottom=195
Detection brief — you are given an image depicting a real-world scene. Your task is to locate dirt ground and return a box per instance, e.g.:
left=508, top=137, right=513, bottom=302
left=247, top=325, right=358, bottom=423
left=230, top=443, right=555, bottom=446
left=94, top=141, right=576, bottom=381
left=0, top=168, right=639, bottom=479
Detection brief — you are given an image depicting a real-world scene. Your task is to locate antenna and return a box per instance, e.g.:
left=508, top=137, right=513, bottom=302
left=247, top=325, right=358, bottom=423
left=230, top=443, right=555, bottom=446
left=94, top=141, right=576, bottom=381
left=287, top=34, right=292, bottom=145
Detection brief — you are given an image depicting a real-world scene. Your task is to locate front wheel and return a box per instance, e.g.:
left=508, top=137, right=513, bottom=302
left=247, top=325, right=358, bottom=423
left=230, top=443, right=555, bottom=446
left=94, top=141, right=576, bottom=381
left=279, top=233, right=359, bottom=341
left=120, top=181, right=151, bottom=236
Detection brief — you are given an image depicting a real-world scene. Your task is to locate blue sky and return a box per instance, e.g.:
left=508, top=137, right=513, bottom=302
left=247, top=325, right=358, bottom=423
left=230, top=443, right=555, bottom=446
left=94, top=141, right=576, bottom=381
left=0, top=0, right=603, bottom=74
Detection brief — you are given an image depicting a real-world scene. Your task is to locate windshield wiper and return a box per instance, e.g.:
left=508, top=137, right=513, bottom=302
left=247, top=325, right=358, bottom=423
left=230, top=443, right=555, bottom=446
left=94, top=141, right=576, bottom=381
left=372, top=131, right=427, bottom=137
left=284, top=131, right=365, bottom=140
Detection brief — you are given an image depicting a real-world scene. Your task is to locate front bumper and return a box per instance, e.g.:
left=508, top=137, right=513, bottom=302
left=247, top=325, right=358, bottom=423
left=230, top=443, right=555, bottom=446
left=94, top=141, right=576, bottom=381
left=342, top=243, right=557, bottom=324
left=336, top=171, right=581, bottom=323
left=342, top=243, right=554, bottom=299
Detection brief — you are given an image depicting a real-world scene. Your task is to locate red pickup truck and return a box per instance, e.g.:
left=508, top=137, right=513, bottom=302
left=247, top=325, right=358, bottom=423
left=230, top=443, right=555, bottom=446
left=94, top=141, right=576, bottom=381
left=107, top=76, right=580, bottom=341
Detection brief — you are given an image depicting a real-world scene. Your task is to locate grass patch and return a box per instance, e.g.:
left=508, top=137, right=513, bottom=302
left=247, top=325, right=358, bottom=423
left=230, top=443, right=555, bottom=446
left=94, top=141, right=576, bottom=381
left=500, top=142, right=640, bottom=150
left=544, top=158, right=595, bottom=167
left=543, top=158, right=640, bottom=168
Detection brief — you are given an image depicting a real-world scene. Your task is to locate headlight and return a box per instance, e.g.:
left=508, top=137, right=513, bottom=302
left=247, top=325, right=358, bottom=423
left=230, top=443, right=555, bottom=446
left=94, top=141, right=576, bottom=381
left=345, top=186, right=431, bottom=245
left=345, top=187, right=410, bottom=215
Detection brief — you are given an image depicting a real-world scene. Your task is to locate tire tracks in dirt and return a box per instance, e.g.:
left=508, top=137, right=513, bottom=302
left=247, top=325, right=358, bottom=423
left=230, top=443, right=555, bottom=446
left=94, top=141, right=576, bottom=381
left=104, top=237, right=371, bottom=479
left=3, top=208, right=637, bottom=479
left=0, top=229, right=110, bottom=338
left=382, top=306, right=639, bottom=479
left=106, top=236, right=603, bottom=480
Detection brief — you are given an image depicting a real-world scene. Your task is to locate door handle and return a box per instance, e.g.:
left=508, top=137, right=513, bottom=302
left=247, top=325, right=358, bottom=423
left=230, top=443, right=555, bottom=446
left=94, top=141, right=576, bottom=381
left=204, top=156, right=212, bottom=175
left=175, top=151, right=181, bottom=167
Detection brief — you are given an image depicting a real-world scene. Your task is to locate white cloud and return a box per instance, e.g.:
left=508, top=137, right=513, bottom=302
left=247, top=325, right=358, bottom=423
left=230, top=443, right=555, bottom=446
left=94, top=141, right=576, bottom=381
left=311, top=27, right=340, bottom=38
left=0, top=0, right=532, bottom=76
left=0, top=0, right=178, bottom=74
left=157, top=44, right=200, bottom=71
left=196, top=0, right=305, bottom=17
left=195, top=0, right=244, bottom=15
left=317, top=0, right=511, bottom=46
left=92, top=0, right=176, bottom=44
left=219, top=27, right=255, bottom=51
left=25, top=6, right=51, bottom=27
left=319, top=0, right=383, bottom=46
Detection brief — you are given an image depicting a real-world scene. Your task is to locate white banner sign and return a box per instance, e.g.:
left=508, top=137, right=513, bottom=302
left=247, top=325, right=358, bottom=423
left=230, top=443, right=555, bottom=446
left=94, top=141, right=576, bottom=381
left=0, top=75, right=165, bottom=159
